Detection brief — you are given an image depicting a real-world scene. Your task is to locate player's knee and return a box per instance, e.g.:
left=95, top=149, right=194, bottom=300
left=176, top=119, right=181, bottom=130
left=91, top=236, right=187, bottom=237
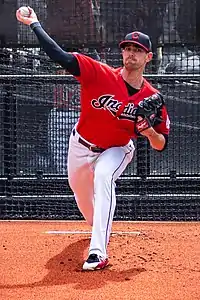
left=94, top=169, right=113, bottom=185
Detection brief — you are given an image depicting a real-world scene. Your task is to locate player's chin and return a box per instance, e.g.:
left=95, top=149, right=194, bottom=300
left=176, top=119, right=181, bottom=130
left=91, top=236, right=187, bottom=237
left=124, top=62, right=138, bottom=71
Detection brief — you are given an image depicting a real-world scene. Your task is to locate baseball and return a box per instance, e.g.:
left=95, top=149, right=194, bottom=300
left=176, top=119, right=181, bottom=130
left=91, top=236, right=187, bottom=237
left=19, top=6, right=30, bottom=17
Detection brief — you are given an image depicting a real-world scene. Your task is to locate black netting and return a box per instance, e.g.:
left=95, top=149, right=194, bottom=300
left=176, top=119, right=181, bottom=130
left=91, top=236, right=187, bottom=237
left=0, top=0, right=199, bottom=74
left=0, top=0, right=197, bottom=46
left=0, top=75, right=199, bottom=220
left=0, top=1, right=199, bottom=221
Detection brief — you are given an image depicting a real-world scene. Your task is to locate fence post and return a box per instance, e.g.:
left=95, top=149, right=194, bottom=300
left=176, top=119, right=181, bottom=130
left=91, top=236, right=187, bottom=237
left=136, top=136, right=150, bottom=179
left=3, top=83, right=17, bottom=195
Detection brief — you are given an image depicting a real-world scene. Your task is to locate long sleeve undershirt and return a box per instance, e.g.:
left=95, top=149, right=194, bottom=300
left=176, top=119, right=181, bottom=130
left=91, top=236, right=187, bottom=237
left=30, top=22, right=139, bottom=97
left=30, top=22, right=80, bottom=76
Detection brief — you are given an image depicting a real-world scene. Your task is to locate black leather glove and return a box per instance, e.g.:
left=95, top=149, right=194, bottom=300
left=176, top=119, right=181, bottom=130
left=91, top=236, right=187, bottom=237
left=134, top=93, right=164, bottom=134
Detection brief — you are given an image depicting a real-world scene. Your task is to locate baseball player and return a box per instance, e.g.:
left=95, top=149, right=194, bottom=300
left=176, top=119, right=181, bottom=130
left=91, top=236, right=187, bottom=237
left=16, top=7, right=170, bottom=271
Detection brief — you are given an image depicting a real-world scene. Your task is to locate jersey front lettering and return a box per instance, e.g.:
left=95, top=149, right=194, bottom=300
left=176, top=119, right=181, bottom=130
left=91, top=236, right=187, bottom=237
left=91, top=94, right=136, bottom=121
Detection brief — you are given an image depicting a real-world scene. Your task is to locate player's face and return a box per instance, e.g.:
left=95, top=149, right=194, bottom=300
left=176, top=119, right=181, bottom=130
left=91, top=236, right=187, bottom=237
left=122, top=44, right=153, bottom=71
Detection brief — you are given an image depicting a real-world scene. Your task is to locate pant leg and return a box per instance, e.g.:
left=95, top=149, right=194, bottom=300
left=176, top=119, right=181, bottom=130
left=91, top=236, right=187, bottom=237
left=89, top=141, right=135, bottom=258
left=67, top=129, right=100, bottom=225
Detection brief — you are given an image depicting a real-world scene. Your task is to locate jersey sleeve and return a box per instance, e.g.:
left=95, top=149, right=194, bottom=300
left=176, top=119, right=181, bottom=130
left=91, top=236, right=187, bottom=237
left=153, top=105, right=170, bottom=135
left=73, top=53, right=99, bottom=85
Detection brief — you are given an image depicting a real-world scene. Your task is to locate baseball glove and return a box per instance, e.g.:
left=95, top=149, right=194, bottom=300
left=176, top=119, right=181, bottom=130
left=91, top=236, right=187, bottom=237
left=134, top=93, right=164, bottom=134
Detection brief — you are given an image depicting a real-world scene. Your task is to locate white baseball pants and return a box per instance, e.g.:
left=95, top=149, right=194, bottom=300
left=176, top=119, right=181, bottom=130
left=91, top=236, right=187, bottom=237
left=67, top=127, right=135, bottom=258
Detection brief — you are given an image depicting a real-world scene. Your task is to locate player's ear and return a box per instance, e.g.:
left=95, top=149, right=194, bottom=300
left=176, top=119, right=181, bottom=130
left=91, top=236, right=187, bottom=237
left=146, top=52, right=153, bottom=63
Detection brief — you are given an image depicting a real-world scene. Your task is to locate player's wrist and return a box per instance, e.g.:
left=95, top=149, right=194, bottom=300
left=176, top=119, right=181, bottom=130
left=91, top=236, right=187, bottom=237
left=140, top=127, right=155, bottom=137
left=30, top=21, right=41, bottom=28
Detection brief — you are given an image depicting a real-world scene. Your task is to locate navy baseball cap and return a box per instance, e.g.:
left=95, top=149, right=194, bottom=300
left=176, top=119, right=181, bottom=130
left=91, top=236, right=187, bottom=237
left=119, top=31, right=152, bottom=52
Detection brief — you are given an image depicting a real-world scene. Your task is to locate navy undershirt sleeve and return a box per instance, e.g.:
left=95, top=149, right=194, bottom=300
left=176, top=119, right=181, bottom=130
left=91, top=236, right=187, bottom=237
left=30, top=22, right=80, bottom=76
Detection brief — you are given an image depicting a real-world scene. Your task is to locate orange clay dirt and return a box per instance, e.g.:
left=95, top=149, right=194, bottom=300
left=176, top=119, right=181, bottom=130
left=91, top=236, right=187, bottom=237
left=0, top=221, right=199, bottom=300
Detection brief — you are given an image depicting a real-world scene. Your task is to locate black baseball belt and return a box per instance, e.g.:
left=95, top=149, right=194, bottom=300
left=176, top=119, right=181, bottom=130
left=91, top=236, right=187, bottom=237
left=73, top=129, right=105, bottom=153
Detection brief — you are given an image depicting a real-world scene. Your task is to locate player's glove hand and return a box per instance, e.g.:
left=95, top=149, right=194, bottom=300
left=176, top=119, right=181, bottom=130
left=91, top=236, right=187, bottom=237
left=134, top=93, right=164, bottom=134
left=16, top=6, right=38, bottom=26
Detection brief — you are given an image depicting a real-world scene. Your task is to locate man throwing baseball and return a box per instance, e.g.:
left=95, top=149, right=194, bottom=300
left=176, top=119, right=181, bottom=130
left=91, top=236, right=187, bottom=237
left=16, top=7, right=170, bottom=271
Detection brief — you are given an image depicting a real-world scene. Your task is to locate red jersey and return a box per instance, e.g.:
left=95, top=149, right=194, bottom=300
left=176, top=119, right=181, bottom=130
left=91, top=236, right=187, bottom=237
left=74, top=53, right=170, bottom=149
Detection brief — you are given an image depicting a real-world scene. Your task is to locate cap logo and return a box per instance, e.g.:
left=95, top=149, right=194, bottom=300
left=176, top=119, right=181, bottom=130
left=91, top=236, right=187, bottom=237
left=132, top=32, right=139, bottom=40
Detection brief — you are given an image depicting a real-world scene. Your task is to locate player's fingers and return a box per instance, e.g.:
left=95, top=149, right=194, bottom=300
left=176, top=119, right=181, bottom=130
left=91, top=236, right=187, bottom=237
left=27, top=6, right=34, bottom=16
left=26, top=7, right=38, bottom=22
left=16, top=8, right=38, bottom=25
left=16, top=10, right=28, bottom=22
left=16, top=10, right=23, bottom=21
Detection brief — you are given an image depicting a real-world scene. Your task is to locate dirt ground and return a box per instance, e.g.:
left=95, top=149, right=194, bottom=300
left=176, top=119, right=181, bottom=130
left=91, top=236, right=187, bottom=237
left=0, top=221, right=199, bottom=300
